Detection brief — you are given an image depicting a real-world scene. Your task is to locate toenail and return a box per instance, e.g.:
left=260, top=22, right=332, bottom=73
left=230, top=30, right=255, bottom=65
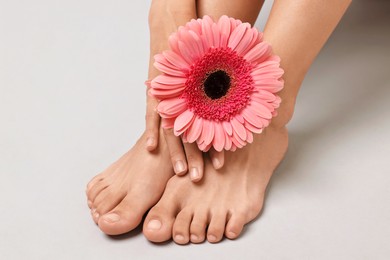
left=190, top=234, right=199, bottom=241
left=175, top=234, right=185, bottom=242
left=91, top=208, right=96, bottom=214
left=103, top=213, right=120, bottom=223
left=146, top=137, right=154, bottom=147
left=208, top=235, right=217, bottom=242
left=227, top=231, right=237, bottom=238
left=87, top=200, right=92, bottom=207
left=212, top=158, right=222, bottom=169
left=190, top=168, right=199, bottom=180
left=147, top=219, right=162, bottom=230
left=174, top=161, right=185, bottom=174
left=94, top=212, right=100, bottom=219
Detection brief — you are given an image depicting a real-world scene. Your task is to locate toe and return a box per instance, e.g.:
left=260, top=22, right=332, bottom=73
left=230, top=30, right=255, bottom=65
left=86, top=174, right=103, bottom=194
left=225, top=212, right=246, bottom=240
left=93, top=187, right=126, bottom=216
left=87, top=178, right=111, bottom=203
left=207, top=211, right=227, bottom=243
left=143, top=200, right=178, bottom=243
left=189, top=210, right=208, bottom=244
left=98, top=193, right=149, bottom=236
left=172, top=209, right=192, bottom=245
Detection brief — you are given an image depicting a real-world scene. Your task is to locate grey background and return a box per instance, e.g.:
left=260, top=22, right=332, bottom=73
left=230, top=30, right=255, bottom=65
left=1, top=0, right=389, bottom=259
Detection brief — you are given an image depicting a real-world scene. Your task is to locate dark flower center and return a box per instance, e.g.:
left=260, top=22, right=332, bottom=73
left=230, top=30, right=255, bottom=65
left=203, top=70, right=231, bottom=99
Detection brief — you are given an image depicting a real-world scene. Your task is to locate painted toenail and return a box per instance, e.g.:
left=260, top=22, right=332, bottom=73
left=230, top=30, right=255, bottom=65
left=103, top=213, right=120, bottom=223
left=227, top=231, right=237, bottom=238
left=208, top=235, right=217, bottom=242
left=174, top=161, right=185, bottom=174
left=146, top=137, right=155, bottom=147
left=190, top=234, right=199, bottom=241
left=190, top=168, right=199, bottom=180
left=175, top=234, right=185, bottom=242
left=147, top=219, right=162, bottom=230
left=212, top=158, right=222, bottom=169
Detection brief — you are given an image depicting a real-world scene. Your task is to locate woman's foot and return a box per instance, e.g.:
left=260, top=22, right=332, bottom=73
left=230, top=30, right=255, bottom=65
left=143, top=124, right=288, bottom=244
left=86, top=131, right=173, bottom=235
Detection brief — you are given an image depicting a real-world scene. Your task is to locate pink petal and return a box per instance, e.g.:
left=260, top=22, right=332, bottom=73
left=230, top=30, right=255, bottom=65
left=218, top=15, right=231, bottom=47
left=241, top=108, right=264, bottom=129
left=153, top=74, right=186, bottom=85
left=231, top=117, right=247, bottom=141
left=187, top=116, right=203, bottom=143
left=236, top=114, right=245, bottom=124
left=246, top=130, right=254, bottom=143
left=231, top=130, right=245, bottom=148
left=189, top=30, right=205, bottom=57
left=154, top=60, right=185, bottom=77
left=149, top=87, right=185, bottom=99
left=188, top=19, right=202, bottom=35
left=201, top=119, right=214, bottom=146
left=251, top=67, right=284, bottom=78
left=224, top=132, right=232, bottom=150
left=201, top=19, right=214, bottom=49
left=163, top=50, right=190, bottom=71
left=180, top=31, right=201, bottom=61
left=253, top=78, right=284, bottom=92
left=211, top=24, right=221, bottom=48
left=157, top=98, right=187, bottom=118
left=174, top=110, right=195, bottom=136
left=212, top=123, right=225, bottom=152
left=228, top=23, right=250, bottom=51
left=178, top=40, right=195, bottom=65
left=249, top=101, right=273, bottom=119
left=243, top=42, right=271, bottom=63
left=244, top=121, right=263, bottom=134
left=234, top=26, right=254, bottom=56
left=222, top=121, right=233, bottom=136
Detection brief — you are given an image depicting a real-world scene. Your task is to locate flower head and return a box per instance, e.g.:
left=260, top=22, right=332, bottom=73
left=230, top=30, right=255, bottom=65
left=149, top=15, right=284, bottom=152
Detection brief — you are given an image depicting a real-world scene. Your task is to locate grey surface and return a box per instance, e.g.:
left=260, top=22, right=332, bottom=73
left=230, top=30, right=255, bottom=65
left=1, top=0, right=389, bottom=259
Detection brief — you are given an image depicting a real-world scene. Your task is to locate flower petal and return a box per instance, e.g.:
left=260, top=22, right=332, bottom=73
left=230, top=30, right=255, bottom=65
left=222, top=121, right=233, bottom=136
left=212, top=122, right=225, bottom=152
left=187, top=116, right=203, bottom=143
left=231, top=117, right=247, bottom=141
left=243, top=42, right=271, bottom=63
left=218, top=15, right=231, bottom=47
left=174, top=110, right=195, bottom=136
left=149, top=86, right=185, bottom=99
left=201, top=119, right=214, bottom=146
left=161, top=118, right=175, bottom=128
left=158, top=98, right=187, bottom=118
left=224, top=132, right=232, bottom=150
left=153, top=74, right=186, bottom=85
left=228, top=23, right=250, bottom=51
left=234, top=26, right=254, bottom=56
left=201, top=18, right=214, bottom=49
left=211, top=23, right=221, bottom=48
left=163, top=50, right=190, bottom=71
left=249, top=101, right=273, bottom=119
left=178, top=40, right=195, bottom=65
left=241, top=108, right=264, bottom=129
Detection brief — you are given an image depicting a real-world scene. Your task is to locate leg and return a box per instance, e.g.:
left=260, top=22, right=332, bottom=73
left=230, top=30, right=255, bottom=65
left=143, top=0, right=351, bottom=244
left=86, top=0, right=197, bottom=235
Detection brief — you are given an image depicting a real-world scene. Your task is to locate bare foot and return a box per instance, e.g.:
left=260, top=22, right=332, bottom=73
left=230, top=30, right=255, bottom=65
left=142, top=125, right=288, bottom=244
left=86, top=131, right=173, bottom=235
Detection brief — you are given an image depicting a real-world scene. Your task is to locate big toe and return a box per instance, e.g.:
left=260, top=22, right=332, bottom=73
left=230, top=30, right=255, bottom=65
left=143, top=202, right=177, bottom=243
left=98, top=195, right=147, bottom=236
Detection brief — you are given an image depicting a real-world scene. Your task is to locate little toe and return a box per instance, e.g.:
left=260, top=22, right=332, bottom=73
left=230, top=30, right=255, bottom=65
left=189, top=211, right=208, bottom=244
left=143, top=202, right=178, bottom=243
left=225, top=213, right=246, bottom=240
left=86, top=174, right=103, bottom=194
left=98, top=194, right=148, bottom=235
left=207, top=211, right=227, bottom=243
left=172, top=209, right=193, bottom=245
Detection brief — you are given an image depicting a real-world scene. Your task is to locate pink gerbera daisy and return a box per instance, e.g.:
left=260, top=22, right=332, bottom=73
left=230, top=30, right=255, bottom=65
left=149, top=15, right=284, bottom=152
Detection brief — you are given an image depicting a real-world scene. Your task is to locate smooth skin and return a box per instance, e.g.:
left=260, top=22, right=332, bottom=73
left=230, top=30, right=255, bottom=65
left=86, top=0, right=351, bottom=240
left=142, top=0, right=352, bottom=244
